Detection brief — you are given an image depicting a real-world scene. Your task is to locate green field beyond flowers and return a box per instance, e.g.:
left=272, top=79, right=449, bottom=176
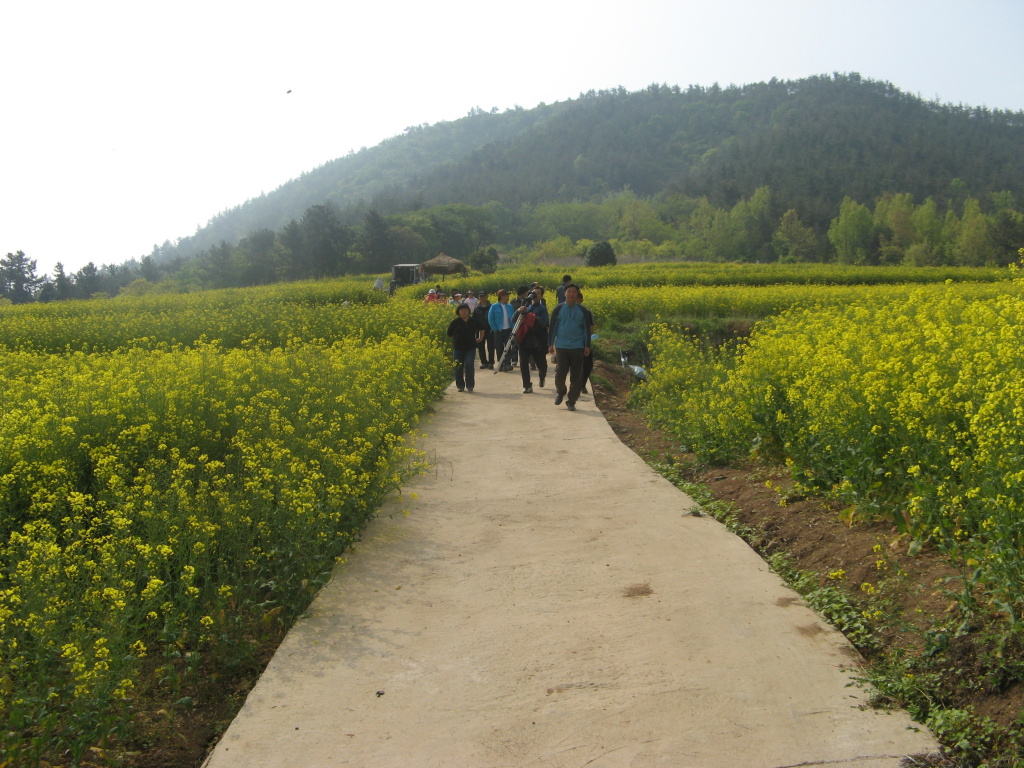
left=0, top=263, right=1020, bottom=765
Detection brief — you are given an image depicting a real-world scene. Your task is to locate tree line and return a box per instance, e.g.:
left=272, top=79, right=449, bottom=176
left=4, top=183, right=1022, bottom=303
left=0, top=251, right=162, bottom=303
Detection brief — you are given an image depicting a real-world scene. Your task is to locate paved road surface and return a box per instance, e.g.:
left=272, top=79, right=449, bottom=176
left=203, top=367, right=938, bottom=767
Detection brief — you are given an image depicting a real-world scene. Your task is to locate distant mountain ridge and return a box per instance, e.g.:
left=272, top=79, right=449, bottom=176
left=164, top=102, right=571, bottom=260
left=163, top=73, right=1024, bottom=263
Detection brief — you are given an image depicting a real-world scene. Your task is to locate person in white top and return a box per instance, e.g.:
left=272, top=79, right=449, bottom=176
left=488, top=289, right=516, bottom=372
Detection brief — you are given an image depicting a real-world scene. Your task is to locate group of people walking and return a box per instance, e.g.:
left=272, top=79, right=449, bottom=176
left=445, top=275, right=594, bottom=411
left=424, top=287, right=481, bottom=307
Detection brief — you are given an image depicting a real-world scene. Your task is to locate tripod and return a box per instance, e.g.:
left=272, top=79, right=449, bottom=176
left=494, top=310, right=525, bottom=373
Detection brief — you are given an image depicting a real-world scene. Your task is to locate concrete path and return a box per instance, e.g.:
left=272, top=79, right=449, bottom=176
left=203, top=367, right=938, bottom=768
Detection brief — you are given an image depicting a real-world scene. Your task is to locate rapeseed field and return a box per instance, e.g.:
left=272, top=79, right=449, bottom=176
left=0, top=281, right=451, bottom=764
left=640, top=269, right=1024, bottom=626
left=3, top=265, right=1021, bottom=764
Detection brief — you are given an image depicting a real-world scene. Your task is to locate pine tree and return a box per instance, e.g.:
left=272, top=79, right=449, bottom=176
left=0, top=250, right=42, bottom=303
left=586, top=241, right=617, bottom=266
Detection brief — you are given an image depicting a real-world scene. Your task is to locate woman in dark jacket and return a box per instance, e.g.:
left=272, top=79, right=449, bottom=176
left=447, top=303, right=484, bottom=392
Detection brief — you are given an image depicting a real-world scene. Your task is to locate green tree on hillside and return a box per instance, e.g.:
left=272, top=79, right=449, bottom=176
left=608, top=194, right=672, bottom=243
left=532, top=201, right=607, bottom=242
left=139, top=256, right=163, bottom=283
left=990, top=208, right=1024, bottom=265
left=361, top=209, right=393, bottom=272
left=682, top=198, right=732, bottom=260
left=469, top=246, right=499, bottom=273
left=906, top=197, right=944, bottom=265
left=279, top=220, right=304, bottom=280
left=772, top=209, right=817, bottom=262
left=203, top=240, right=239, bottom=289
left=73, top=262, right=102, bottom=299
left=301, top=203, right=354, bottom=277
left=426, top=204, right=497, bottom=260
left=952, top=198, right=992, bottom=266
left=873, top=192, right=918, bottom=264
left=728, top=186, right=773, bottom=261
left=387, top=226, right=431, bottom=262
left=48, top=262, right=76, bottom=301
left=586, top=241, right=617, bottom=266
left=828, top=197, right=874, bottom=263
left=1, top=250, right=42, bottom=303
left=238, top=229, right=282, bottom=286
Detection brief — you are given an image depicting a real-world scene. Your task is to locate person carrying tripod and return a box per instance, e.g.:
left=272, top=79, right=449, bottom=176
left=514, top=286, right=548, bottom=394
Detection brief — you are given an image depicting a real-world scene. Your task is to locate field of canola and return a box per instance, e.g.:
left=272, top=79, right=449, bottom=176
left=640, top=267, right=1024, bottom=630
left=0, top=281, right=453, bottom=765
left=0, top=264, right=1017, bottom=764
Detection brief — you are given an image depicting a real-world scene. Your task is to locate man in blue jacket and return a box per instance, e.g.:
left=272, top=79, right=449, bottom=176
left=547, top=284, right=593, bottom=411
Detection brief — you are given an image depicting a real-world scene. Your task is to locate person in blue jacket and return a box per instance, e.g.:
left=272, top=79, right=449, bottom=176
left=488, top=289, right=516, bottom=372
left=547, top=284, right=593, bottom=411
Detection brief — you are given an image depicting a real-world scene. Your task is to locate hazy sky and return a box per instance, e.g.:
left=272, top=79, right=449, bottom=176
left=3, top=0, right=1022, bottom=277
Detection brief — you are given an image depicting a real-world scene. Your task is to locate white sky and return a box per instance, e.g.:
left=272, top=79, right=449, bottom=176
left=3, top=0, right=1022, bottom=277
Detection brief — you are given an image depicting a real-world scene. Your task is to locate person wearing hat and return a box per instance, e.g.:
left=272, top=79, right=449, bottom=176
left=464, top=290, right=479, bottom=312
left=424, top=288, right=440, bottom=303
left=488, top=289, right=515, bottom=372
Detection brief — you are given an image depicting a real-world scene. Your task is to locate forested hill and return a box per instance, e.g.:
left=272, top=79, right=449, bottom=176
left=164, top=102, right=573, bottom=260
left=164, top=73, right=1024, bottom=263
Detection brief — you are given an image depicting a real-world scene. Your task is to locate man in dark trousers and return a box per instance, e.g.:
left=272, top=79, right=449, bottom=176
left=577, top=288, right=596, bottom=394
left=489, top=289, right=515, bottom=372
left=547, top=284, right=593, bottom=411
left=473, top=292, right=495, bottom=368
left=515, top=286, right=549, bottom=394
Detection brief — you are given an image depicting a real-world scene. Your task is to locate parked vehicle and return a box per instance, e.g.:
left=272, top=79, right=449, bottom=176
left=390, top=264, right=424, bottom=293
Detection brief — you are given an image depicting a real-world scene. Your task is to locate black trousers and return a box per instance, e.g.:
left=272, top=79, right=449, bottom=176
left=554, top=348, right=586, bottom=404
left=494, top=328, right=514, bottom=369
left=520, top=346, right=547, bottom=388
left=478, top=330, right=495, bottom=365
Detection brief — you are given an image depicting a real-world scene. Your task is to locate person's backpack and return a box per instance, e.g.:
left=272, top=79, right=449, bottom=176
left=515, top=312, right=536, bottom=345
